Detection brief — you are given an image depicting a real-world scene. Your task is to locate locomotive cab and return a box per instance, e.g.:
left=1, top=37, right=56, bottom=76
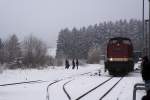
left=105, top=37, right=134, bottom=76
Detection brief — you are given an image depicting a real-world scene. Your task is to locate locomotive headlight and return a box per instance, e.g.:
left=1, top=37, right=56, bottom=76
left=110, top=58, right=113, bottom=61
left=117, top=43, right=120, bottom=46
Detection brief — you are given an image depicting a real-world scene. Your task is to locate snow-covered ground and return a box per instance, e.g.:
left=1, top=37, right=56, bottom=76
left=0, top=64, right=145, bottom=100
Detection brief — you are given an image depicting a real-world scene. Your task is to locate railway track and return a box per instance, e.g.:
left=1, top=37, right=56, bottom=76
left=46, top=69, right=100, bottom=100
left=0, top=80, right=47, bottom=86
left=0, top=69, right=98, bottom=87
left=63, top=80, right=73, bottom=100
left=63, top=77, right=124, bottom=100
left=46, top=79, right=63, bottom=100
left=0, top=69, right=123, bottom=100
left=99, top=77, right=123, bottom=100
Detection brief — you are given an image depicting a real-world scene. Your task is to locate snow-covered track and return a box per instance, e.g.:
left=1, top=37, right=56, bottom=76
left=75, top=77, right=124, bottom=100
left=66, top=69, right=100, bottom=79
left=75, top=77, right=113, bottom=100
left=46, top=69, right=100, bottom=100
left=46, top=79, right=63, bottom=100
left=0, top=80, right=47, bottom=86
left=99, top=77, right=123, bottom=100
left=63, top=80, right=74, bottom=100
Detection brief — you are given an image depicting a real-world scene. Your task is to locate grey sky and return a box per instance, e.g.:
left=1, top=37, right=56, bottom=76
left=0, top=0, right=148, bottom=47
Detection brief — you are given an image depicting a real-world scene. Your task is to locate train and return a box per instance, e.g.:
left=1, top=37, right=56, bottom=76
left=104, top=37, right=134, bottom=76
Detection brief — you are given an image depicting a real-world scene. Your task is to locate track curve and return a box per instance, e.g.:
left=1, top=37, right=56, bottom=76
left=46, top=79, right=63, bottom=100
left=63, top=80, right=74, bottom=100
left=46, top=69, right=101, bottom=100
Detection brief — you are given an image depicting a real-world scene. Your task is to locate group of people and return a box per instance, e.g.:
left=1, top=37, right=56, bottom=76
left=141, top=56, right=150, bottom=100
left=65, top=59, right=79, bottom=69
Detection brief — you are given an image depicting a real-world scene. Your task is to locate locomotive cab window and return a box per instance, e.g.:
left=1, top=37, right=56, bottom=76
left=110, top=40, right=117, bottom=44
left=123, top=40, right=131, bottom=44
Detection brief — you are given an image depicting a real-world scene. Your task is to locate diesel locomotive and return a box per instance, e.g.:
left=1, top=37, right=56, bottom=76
left=105, top=37, right=134, bottom=76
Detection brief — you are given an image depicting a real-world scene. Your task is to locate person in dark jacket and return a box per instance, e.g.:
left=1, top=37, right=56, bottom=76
left=65, top=59, right=70, bottom=69
left=141, top=56, right=150, bottom=100
left=76, top=59, right=79, bottom=70
left=72, top=59, right=75, bottom=69
left=142, top=95, right=150, bottom=100
left=141, top=56, right=150, bottom=82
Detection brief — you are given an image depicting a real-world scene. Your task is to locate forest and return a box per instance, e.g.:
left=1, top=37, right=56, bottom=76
left=56, top=19, right=142, bottom=62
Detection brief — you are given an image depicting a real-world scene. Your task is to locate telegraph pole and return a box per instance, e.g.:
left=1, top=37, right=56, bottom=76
left=145, top=20, right=149, bottom=56
left=149, top=0, right=150, bottom=59
left=143, top=0, right=145, bottom=56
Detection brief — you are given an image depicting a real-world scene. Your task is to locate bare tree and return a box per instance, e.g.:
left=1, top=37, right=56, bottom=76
left=3, top=34, right=22, bottom=68
left=22, top=35, right=48, bottom=68
left=0, top=38, right=4, bottom=64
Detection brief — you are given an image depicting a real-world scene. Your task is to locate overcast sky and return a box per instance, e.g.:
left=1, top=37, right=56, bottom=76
left=0, top=0, right=149, bottom=47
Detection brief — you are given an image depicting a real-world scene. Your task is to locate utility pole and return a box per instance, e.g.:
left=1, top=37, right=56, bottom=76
left=143, top=0, right=145, bottom=56
left=145, top=20, right=149, bottom=56
left=149, top=0, right=150, bottom=59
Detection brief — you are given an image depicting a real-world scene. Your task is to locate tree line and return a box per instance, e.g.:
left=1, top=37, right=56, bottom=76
left=0, top=34, right=53, bottom=69
left=56, top=19, right=142, bottom=62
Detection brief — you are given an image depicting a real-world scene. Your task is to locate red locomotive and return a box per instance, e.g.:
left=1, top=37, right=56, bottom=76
left=105, top=37, right=134, bottom=76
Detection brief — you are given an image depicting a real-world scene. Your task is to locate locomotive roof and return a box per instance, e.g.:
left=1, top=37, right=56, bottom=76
left=109, top=37, right=131, bottom=41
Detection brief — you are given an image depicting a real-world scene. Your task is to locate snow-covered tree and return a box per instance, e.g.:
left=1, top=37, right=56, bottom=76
left=3, top=34, right=22, bottom=68
left=22, top=35, right=48, bottom=68
left=56, top=19, right=142, bottom=61
left=0, top=38, right=4, bottom=64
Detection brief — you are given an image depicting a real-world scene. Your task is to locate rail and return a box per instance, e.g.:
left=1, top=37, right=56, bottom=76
left=133, top=83, right=146, bottom=100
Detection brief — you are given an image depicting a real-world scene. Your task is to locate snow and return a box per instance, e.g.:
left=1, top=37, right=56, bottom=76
left=105, top=77, right=143, bottom=100
left=0, top=64, right=145, bottom=100
left=66, top=76, right=111, bottom=100
left=0, top=65, right=100, bottom=84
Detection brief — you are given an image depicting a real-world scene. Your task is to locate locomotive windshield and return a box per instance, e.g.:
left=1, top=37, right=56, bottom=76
left=123, top=40, right=131, bottom=45
left=110, top=40, right=117, bottom=44
left=109, top=37, right=131, bottom=45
